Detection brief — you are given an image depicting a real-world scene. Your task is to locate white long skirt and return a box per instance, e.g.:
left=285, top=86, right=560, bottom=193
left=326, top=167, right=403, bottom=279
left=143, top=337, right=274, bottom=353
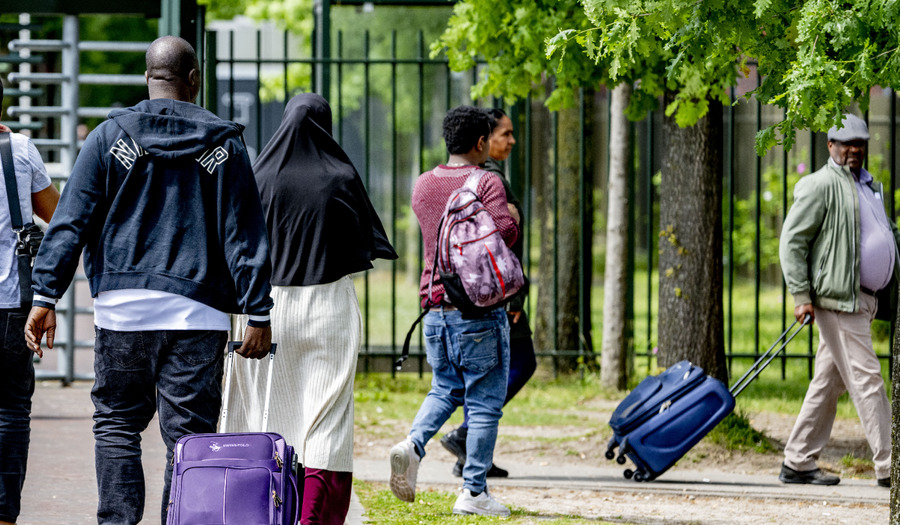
left=226, top=276, right=361, bottom=472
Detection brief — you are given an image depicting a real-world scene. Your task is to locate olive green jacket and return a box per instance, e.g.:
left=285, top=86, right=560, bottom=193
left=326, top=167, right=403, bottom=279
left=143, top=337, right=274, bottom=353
left=780, top=161, right=900, bottom=315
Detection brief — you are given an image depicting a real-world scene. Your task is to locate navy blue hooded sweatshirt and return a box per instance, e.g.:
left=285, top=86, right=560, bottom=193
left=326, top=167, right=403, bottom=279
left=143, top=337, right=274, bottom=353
left=32, top=99, right=274, bottom=317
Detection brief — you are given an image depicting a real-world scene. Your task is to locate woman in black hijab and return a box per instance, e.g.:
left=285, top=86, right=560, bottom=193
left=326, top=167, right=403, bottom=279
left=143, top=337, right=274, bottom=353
left=230, top=93, right=396, bottom=525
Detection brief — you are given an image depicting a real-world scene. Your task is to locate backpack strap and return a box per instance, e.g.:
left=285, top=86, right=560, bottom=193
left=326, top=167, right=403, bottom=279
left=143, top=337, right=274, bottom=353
left=0, top=132, right=23, bottom=230
left=394, top=307, right=428, bottom=371
left=0, top=132, right=36, bottom=305
left=397, top=251, right=440, bottom=371
left=463, top=169, right=484, bottom=193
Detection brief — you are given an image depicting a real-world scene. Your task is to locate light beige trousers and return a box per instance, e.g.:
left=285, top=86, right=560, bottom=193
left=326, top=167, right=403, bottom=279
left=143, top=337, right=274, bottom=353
left=783, top=293, right=891, bottom=478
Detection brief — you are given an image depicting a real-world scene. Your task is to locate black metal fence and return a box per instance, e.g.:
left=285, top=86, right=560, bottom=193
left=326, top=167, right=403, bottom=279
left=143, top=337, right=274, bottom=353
left=206, top=22, right=900, bottom=380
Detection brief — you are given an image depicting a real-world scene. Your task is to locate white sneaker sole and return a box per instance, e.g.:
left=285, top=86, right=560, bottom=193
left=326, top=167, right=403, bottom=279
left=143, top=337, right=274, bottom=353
left=389, top=443, right=415, bottom=502
left=452, top=506, right=510, bottom=517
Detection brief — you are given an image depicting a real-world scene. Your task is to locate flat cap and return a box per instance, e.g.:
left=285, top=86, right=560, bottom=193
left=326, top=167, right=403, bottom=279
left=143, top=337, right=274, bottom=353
left=827, top=113, right=869, bottom=142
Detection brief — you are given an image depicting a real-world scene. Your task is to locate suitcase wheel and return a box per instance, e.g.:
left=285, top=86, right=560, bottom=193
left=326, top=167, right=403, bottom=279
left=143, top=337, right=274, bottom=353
left=623, top=469, right=633, bottom=479
left=634, top=471, right=646, bottom=482
left=615, top=454, right=626, bottom=465
left=605, top=449, right=615, bottom=460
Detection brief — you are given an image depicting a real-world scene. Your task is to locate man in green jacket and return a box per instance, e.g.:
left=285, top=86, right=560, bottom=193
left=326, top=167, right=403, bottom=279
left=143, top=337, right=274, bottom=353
left=779, top=113, right=900, bottom=488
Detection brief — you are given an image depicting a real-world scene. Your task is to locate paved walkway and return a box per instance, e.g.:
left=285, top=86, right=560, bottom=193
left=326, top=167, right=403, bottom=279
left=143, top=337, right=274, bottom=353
left=17, top=382, right=889, bottom=524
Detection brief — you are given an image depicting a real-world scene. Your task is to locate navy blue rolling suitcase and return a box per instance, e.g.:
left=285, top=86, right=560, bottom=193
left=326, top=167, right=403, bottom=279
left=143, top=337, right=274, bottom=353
left=605, top=317, right=809, bottom=481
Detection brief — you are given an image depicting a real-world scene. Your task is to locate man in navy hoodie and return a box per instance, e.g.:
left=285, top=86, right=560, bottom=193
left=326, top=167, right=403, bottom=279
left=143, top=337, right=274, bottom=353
left=24, top=36, right=273, bottom=524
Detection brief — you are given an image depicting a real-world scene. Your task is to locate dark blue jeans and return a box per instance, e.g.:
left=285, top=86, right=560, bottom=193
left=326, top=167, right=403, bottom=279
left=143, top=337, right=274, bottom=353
left=91, top=328, right=227, bottom=525
left=0, top=308, right=34, bottom=523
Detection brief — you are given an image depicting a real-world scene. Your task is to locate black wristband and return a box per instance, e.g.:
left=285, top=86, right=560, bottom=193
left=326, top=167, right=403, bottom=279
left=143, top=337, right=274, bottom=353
left=33, top=300, right=56, bottom=310
left=246, top=318, right=270, bottom=328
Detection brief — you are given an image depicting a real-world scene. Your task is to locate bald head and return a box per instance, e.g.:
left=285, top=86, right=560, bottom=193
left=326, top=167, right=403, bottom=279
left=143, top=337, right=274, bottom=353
left=145, top=36, right=200, bottom=102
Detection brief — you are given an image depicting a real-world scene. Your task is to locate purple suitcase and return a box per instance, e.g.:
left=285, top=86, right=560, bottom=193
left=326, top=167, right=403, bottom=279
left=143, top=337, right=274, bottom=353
left=167, top=343, right=300, bottom=525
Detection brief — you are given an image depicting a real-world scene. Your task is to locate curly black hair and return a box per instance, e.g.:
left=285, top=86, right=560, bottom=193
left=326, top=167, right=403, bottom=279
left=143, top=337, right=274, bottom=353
left=442, top=105, right=491, bottom=155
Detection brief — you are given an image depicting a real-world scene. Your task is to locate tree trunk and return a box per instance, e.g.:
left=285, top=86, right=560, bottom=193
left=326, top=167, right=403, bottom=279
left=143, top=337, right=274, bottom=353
left=601, top=84, right=631, bottom=391
left=534, top=104, right=585, bottom=373
left=656, top=92, right=727, bottom=383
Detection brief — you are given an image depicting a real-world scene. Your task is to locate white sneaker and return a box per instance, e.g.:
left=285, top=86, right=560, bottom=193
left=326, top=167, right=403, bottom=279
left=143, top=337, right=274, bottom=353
left=452, top=488, right=510, bottom=517
left=389, top=437, right=420, bottom=502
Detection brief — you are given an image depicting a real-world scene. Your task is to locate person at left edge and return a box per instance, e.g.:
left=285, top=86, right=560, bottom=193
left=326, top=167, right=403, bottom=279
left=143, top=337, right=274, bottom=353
left=23, top=36, right=274, bottom=525
left=0, top=77, right=60, bottom=525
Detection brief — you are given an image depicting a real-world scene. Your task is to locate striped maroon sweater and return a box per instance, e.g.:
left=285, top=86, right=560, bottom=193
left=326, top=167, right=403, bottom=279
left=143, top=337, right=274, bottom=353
left=412, top=164, right=519, bottom=307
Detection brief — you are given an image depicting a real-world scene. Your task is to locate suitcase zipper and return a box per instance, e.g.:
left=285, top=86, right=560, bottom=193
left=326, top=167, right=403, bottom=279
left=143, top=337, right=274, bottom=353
left=273, top=490, right=282, bottom=508
left=275, top=452, right=283, bottom=469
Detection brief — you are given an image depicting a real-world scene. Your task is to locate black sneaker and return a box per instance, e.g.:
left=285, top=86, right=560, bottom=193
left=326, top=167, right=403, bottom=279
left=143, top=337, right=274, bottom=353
left=440, top=427, right=467, bottom=463
left=487, top=463, right=509, bottom=478
left=778, top=463, right=840, bottom=485
left=452, top=460, right=509, bottom=478
left=878, top=477, right=890, bottom=488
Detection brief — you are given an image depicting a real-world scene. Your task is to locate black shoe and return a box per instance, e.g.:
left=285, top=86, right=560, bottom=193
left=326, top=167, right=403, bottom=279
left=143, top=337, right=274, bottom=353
left=451, top=460, right=509, bottom=478
left=487, top=463, right=509, bottom=478
left=778, top=463, right=840, bottom=485
left=878, top=477, right=890, bottom=488
left=440, top=427, right=468, bottom=463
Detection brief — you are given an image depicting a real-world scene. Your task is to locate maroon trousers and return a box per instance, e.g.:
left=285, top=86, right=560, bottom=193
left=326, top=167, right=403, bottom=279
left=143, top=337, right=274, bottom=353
left=300, top=468, right=353, bottom=525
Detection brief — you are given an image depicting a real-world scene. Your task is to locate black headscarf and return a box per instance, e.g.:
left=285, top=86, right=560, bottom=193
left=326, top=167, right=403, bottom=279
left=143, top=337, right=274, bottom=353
left=253, top=93, right=397, bottom=286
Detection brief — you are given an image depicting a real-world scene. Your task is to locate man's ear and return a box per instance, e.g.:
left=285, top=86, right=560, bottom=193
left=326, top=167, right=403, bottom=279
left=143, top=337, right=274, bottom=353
left=477, top=136, right=487, bottom=151
left=188, top=68, right=201, bottom=101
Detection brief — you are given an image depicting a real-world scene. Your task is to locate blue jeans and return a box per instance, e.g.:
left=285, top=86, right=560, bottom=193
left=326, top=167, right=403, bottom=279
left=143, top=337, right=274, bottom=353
left=91, top=328, right=227, bottom=525
left=461, top=333, right=537, bottom=429
left=0, top=308, right=34, bottom=523
left=408, top=307, right=509, bottom=494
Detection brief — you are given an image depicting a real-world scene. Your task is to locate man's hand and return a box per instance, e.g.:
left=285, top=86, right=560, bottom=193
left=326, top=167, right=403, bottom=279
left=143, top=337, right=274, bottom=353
left=794, top=303, right=815, bottom=325
left=237, top=325, right=272, bottom=359
left=25, top=306, right=56, bottom=358
left=510, top=310, right=522, bottom=324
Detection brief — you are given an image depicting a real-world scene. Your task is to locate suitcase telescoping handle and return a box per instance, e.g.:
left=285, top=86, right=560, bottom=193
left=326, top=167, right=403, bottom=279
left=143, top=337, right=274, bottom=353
left=729, top=314, right=811, bottom=398
left=220, top=341, right=278, bottom=433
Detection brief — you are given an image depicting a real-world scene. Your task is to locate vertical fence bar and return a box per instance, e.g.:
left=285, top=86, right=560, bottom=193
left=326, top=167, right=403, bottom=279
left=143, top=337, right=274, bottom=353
left=228, top=30, right=235, bottom=122
left=283, top=31, right=289, bottom=110
left=256, top=30, right=262, bottom=154
left=60, top=15, right=79, bottom=385
left=890, top=90, right=897, bottom=376
left=726, top=87, right=735, bottom=375
left=807, top=129, right=816, bottom=378
left=417, top=30, right=426, bottom=377
left=337, top=32, right=343, bottom=144
left=391, top=31, right=399, bottom=373
left=206, top=31, right=218, bottom=114
left=578, top=88, right=587, bottom=367
left=363, top=30, right=371, bottom=368
left=645, top=109, right=654, bottom=372
left=552, top=110, right=560, bottom=373
left=754, top=78, right=762, bottom=360
left=781, top=109, right=789, bottom=379
left=525, top=97, right=534, bottom=316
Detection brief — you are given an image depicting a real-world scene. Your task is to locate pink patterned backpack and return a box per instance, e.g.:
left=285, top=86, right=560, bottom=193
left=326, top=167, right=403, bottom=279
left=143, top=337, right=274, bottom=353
left=431, top=169, right=525, bottom=316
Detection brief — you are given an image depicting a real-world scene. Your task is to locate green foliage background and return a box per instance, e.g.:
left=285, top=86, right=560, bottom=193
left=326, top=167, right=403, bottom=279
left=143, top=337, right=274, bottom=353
left=550, top=0, right=900, bottom=153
